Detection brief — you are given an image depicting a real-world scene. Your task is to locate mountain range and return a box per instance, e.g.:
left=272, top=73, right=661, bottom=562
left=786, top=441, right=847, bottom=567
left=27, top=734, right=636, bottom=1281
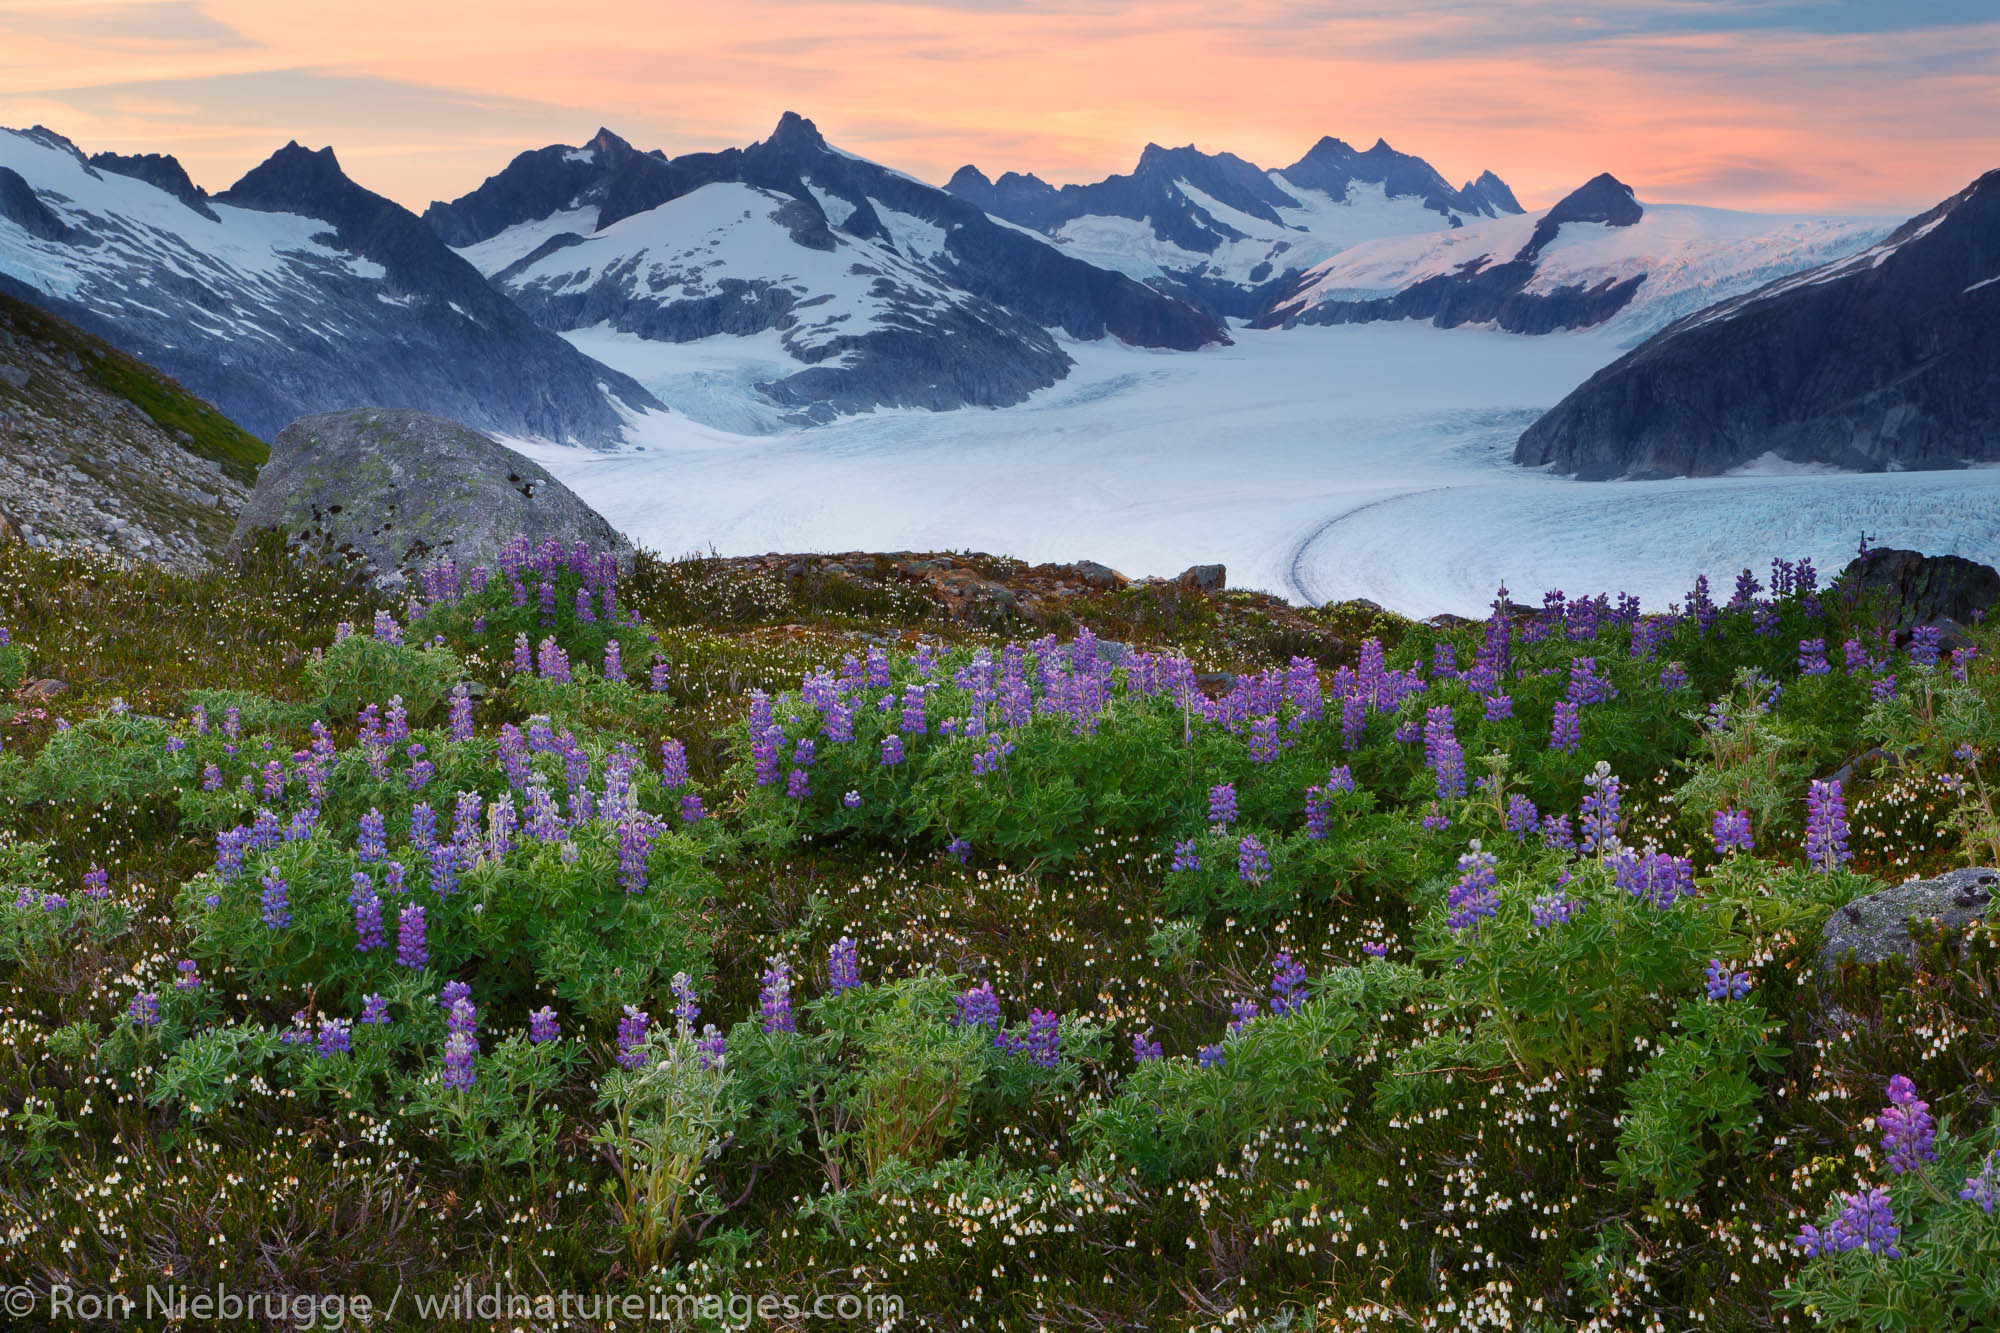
left=6, top=110, right=1972, bottom=475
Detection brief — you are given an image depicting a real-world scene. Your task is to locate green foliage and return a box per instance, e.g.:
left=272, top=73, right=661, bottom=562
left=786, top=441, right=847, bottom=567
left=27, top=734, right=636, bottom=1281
left=1608, top=996, right=1787, bottom=1198
left=306, top=631, right=465, bottom=724
left=593, top=1023, right=735, bottom=1271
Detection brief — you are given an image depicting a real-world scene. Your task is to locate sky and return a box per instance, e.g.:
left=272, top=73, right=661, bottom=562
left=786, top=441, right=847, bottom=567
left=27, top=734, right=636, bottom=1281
left=0, top=1, right=1994, bottom=216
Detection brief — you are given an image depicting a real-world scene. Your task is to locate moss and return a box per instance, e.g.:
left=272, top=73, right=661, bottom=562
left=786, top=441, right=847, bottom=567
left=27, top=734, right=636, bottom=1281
left=0, top=291, right=267, bottom=485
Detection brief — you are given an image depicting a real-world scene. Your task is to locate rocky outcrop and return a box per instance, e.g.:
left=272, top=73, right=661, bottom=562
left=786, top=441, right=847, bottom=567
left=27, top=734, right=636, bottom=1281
left=1820, top=867, right=1998, bottom=967
left=229, top=409, right=632, bottom=589
left=1836, top=547, right=2000, bottom=631
left=0, top=290, right=255, bottom=572
left=1514, top=167, right=2000, bottom=478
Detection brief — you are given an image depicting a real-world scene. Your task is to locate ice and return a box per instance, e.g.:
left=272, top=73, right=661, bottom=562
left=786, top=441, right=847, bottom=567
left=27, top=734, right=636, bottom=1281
left=512, top=321, right=2000, bottom=618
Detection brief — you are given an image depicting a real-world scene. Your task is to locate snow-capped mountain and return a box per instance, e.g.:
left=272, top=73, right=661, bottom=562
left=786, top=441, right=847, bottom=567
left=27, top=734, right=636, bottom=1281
left=426, top=115, right=1227, bottom=428
left=0, top=126, right=658, bottom=443
left=1515, top=167, right=2000, bottom=478
left=1263, top=174, right=1895, bottom=339
left=945, top=136, right=1523, bottom=318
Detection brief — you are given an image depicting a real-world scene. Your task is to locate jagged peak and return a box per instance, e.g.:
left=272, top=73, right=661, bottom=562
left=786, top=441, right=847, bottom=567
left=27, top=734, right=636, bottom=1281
left=946, top=164, right=992, bottom=191
left=586, top=127, right=632, bottom=156
left=1365, top=137, right=1394, bottom=154
left=766, top=111, right=828, bottom=152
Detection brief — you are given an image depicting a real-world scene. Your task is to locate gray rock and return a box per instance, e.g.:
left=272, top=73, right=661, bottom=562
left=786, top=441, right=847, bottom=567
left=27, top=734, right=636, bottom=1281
left=1820, top=866, right=1998, bottom=968
left=1837, top=547, right=2000, bottom=633
left=1065, top=560, right=1126, bottom=589
left=230, top=408, right=634, bottom=590
left=1176, top=563, right=1227, bottom=593
left=0, top=363, right=27, bottom=390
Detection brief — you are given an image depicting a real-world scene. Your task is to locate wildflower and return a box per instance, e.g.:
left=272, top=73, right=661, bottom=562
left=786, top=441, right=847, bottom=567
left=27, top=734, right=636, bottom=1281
left=785, top=767, right=811, bottom=800
left=397, top=903, right=428, bottom=968
left=259, top=870, right=291, bottom=930
left=350, top=873, right=385, bottom=951
left=1960, top=1151, right=2000, bottom=1215
left=174, top=960, right=201, bottom=991
left=1446, top=844, right=1499, bottom=932
left=1326, top=764, right=1356, bottom=793
left=616, top=816, right=654, bottom=894
left=1805, top=779, right=1852, bottom=872
left=442, top=1030, right=478, bottom=1091
left=1170, top=839, right=1200, bottom=873
left=1531, top=890, right=1583, bottom=928
left=1712, top=808, right=1754, bottom=855
left=679, top=793, right=707, bottom=823
left=1208, top=782, right=1237, bottom=826
left=1016, top=1010, right=1061, bottom=1067
left=954, top=982, right=1001, bottom=1029
left=1227, top=998, right=1260, bottom=1034
left=669, top=972, right=700, bottom=1028
left=759, top=958, right=795, bottom=1033
left=1270, top=951, right=1308, bottom=1015
left=1704, top=959, right=1752, bottom=1001
left=1614, top=848, right=1695, bottom=908
left=880, top=735, right=905, bottom=766
left=842, top=790, right=861, bottom=809
left=128, top=991, right=160, bottom=1027
left=827, top=937, right=861, bottom=994
left=696, top=1024, right=727, bottom=1069
left=1131, top=1028, right=1162, bottom=1062
left=1659, top=662, right=1689, bottom=691
left=1505, top=794, right=1539, bottom=841
left=1197, top=1043, right=1227, bottom=1069
left=317, top=1018, right=352, bottom=1058
left=1549, top=701, right=1581, bottom=753
left=659, top=739, right=688, bottom=790
left=1361, top=941, right=1389, bottom=958
left=1797, top=1187, right=1899, bottom=1258
left=615, top=1006, right=651, bottom=1069
left=357, top=808, right=387, bottom=863
left=1420, top=804, right=1451, bottom=831
left=1237, top=836, right=1271, bottom=885
left=1909, top=624, right=1942, bottom=668
left=1879, top=1075, right=1938, bottom=1174
left=1579, top=762, right=1623, bottom=855
left=1484, top=693, right=1513, bottom=721
left=1798, top=637, right=1830, bottom=676
left=1425, top=705, right=1467, bottom=802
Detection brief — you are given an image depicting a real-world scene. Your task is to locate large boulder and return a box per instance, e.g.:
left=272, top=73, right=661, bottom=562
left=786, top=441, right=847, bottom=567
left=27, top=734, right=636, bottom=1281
left=230, top=408, right=633, bottom=589
left=1837, top=547, right=2000, bottom=633
left=1820, top=866, right=1998, bottom=968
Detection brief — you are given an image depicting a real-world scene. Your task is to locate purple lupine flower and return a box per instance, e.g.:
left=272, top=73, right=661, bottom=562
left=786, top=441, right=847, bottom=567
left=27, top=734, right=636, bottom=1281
left=1613, top=848, right=1695, bottom=908
left=442, top=1028, right=478, bottom=1091
left=1870, top=673, right=1899, bottom=703
left=946, top=836, right=972, bottom=864
left=615, top=1006, right=651, bottom=1069
left=405, top=742, right=433, bottom=791
left=1711, top=808, right=1754, bottom=855
left=1237, top=836, right=1271, bottom=885
left=1805, top=779, right=1851, bottom=872
left=679, top=793, right=707, bottom=823
left=827, top=937, right=860, bottom=994
left=1197, top=1043, right=1227, bottom=1069
left=1340, top=694, right=1368, bottom=749
left=201, top=762, right=222, bottom=792
left=1879, top=1075, right=1938, bottom=1174
left=1227, top=998, right=1260, bottom=1034
left=1961, top=1151, right=2000, bottom=1215
left=1170, top=838, right=1200, bottom=872
left=616, top=815, right=654, bottom=894
left=842, top=789, right=861, bottom=809
left=1549, top=701, right=1581, bottom=754
left=1208, top=782, right=1237, bottom=826
left=1530, top=890, right=1584, bottom=928
left=1797, top=638, right=1830, bottom=677
left=174, top=960, right=201, bottom=991
left=954, top=982, right=1001, bottom=1029
left=879, top=734, right=904, bottom=767
left=259, top=870, right=291, bottom=930
left=694, top=1023, right=727, bottom=1069
left=659, top=739, right=688, bottom=790
left=446, top=683, right=474, bottom=742
left=1361, top=941, right=1389, bottom=958
left=128, top=991, right=160, bottom=1027
left=1421, top=804, right=1451, bottom=831
left=1483, top=694, right=1514, bottom=721
left=357, top=808, right=387, bottom=863
left=1131, top=1028, right=1162, bottom=1062
left=1304, top=787, right=1330, bottom=840
left=1566, top=657, right=1615, bottom=708
left=668, top=971, right=700, bottom=1029
left=1504, top=794, right=1539, bottom=840
left=1909, top=625, right=1942, bottom=668
left=359, top=992, right=390, bottom=1025
left=785, top=767, right=811, bottom=800
left=1579, top=764, right=1622, bottom=855
left=397, top=903, right=428, bottom=968
left=81, top=866, right=109, bottom=900
left=1247, top=715, right=1281, bottom=764
left=1424, top=705, right=1467, bottom=802
left=899, top=684, right=929, bottom=735
left=1270, top=950, right=1309, bottom=1015
left=1800, top=1187, right=1900, bottom=1258
left=317, top=1018, right=352, bottom=1058
left=527, top=1006, right=560, bottom=1043
left=1704, top=959, right=1752, bottom=1001
left=1659, top=662, right=1689, bottom=691
left=1326, top=764, right=1356, bottom=793
left=602, top=638, right=624, bottom=683
left=759, top=958, right=795, bottom=1033
left=350, top=873, right=385, bottom=951
left=441, top=980, right=472, bottom=1012
left=1445, top=845, right=1499, bottom=932
left=1021, top=1009, right=1061, bottom=1067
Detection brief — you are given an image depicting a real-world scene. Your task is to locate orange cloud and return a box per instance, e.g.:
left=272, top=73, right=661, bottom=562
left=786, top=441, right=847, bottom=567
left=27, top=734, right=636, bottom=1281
left=0, top=0, right=1993, bottom=214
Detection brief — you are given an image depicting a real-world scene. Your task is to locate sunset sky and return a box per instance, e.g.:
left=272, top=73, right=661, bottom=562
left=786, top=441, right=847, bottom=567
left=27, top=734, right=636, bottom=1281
left=1, top=0, right=1995, bottom=216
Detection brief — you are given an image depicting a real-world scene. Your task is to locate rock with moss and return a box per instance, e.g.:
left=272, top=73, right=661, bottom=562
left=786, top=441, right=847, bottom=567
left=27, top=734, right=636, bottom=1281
left=229, top=408, right=634, bottom=590
left=1819, top=866, right=1998, bottom=967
